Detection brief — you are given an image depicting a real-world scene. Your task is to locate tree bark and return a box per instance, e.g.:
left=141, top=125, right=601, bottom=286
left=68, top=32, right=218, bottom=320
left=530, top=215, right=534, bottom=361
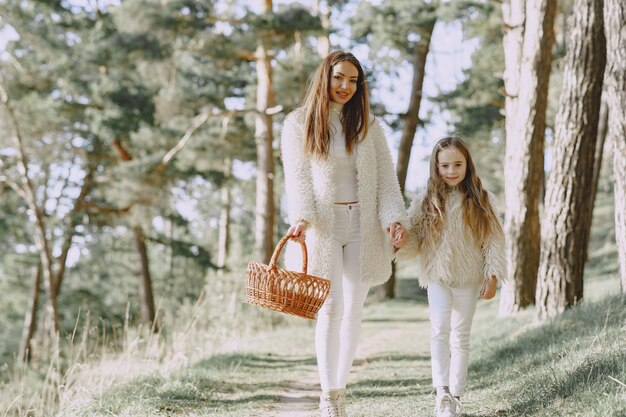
left=133, top=225, right=158, bottom=330
left=18, top=263, right=42, bottom=364
left=385, top=20, right=435, bottom=299
left=316, top=0, right=331, bottom=58
left=0, top=83, right=60, bottom=336
left=217, top=156, right=232, bottom=276
left=536, top=0, right=606, bottom=320
left=499, top=0, right=556, bottom=316
left=587, top=96, right=608, bottom=249
left=603, top=0, right=626, bottom=294
left=255, top=0, right=276, bottom=264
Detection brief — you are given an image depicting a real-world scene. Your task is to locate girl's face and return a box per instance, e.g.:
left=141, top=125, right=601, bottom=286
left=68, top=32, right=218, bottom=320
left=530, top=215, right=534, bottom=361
left=329, top=61, right=358, bottom=104
left=437, top=146, right=467, bottom=187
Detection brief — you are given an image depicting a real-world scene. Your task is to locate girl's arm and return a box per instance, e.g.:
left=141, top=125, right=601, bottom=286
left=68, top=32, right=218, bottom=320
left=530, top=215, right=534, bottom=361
left=482, top=192, right=506, bottom=286
left=394, top=191, right=425, bottom=259
left=371, top=120, right=408, bottom=230
left=281, top=112, right=318, bottom=226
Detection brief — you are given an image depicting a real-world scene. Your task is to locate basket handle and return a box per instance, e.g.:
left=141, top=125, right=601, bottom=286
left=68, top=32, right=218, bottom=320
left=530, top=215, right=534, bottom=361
left=268, top=233, right=308, bottom=275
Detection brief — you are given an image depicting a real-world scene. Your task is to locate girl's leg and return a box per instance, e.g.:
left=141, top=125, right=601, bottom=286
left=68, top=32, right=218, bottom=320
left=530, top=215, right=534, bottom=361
left=449, top=285, right=480, bottom=397
left=428, top=282, right=453, bottom=389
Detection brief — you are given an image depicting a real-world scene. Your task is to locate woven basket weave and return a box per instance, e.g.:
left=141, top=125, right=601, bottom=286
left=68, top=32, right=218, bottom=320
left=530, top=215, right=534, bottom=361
left=245, top=234, right=330, bottom=320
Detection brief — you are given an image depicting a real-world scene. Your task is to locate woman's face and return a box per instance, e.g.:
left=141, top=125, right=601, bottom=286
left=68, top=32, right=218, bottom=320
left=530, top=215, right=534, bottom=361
left=437, top=146, right=467, bottom=187
left=329, top=61, right=358, bottom=104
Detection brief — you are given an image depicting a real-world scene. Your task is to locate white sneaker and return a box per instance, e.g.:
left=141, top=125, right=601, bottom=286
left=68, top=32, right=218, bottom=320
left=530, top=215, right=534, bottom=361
left=320, top=389, right=345, bottom=417
left=453, top=397, right=463, bottom=416
left=434, top=393, right=456, bottom=417
left=336, top=389, right=348, bottom=417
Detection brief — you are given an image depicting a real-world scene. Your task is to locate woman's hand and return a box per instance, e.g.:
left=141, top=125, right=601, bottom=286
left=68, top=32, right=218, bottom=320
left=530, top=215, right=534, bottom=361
left=387, top=223, right=407, bottom=248
left=480, top=275, right=497, bottom=300
left=288, top=219, right=309, bottom=243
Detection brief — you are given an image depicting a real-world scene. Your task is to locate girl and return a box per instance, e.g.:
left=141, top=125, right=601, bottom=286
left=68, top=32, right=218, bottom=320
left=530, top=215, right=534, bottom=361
left=281, top=51, right=407, bottom=417
left=394, top=137, right=505, bottom=417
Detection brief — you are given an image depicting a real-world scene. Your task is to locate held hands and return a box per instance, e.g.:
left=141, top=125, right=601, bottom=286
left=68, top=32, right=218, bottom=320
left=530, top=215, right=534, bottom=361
left=288, top=219, right=309, bottom=244
left=480, top=275, right=497, bottom=300
left=387, top=222, right=407, bottom=248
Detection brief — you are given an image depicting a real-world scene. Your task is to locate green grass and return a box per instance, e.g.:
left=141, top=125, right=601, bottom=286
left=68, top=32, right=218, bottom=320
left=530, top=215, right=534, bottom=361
left=51, top=274, right=625, bottom=417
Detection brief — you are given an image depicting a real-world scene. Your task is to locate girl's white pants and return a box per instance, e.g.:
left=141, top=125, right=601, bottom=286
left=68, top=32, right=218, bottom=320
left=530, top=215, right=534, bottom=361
left=427, top=282, right=481, bottom=397
left=316, top=203, right=370, bottom=391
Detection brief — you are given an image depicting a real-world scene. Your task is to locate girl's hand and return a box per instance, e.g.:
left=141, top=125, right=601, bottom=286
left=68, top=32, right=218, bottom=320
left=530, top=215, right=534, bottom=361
left=480, top=275, right=497, bottom=300
left=288, top=220, right=309, bottom=244
left=387, top=223, right=407, bottom=248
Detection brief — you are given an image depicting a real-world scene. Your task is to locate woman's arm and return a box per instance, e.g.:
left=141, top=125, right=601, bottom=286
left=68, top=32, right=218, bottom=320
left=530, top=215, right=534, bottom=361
left=281, top=112, right=318, bottom=226
left=371, top=120, right=408, bottom=230
left=394, top=192, right=424, bottom=259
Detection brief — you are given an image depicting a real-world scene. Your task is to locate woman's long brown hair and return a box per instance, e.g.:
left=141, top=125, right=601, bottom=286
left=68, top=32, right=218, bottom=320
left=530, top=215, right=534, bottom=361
left=417, top=137, right=504, bottom=251
left=301, top=51, right=369, bottom=158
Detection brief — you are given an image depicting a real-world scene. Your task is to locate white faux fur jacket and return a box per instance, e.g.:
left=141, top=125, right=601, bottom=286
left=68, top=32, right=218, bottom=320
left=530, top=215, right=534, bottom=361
left=396, top=189, right=506, bottom=289
left=281, top=108, right=407, bottom=285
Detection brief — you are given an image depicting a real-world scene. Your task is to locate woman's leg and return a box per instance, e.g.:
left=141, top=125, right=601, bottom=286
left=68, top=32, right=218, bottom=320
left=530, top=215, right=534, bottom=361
left=316, top=237, right=345, bottom=391
left=428, top=282, right=453, bottom=390
left=449, top=285, right=480, bottom=397
left=336, top=214, right=369, bottom=388
left=316, top=205, right=348, bottom=391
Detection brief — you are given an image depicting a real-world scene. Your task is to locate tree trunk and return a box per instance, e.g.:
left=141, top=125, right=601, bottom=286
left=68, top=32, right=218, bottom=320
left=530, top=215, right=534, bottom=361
left=316, top=0, right=330, bottom=58
left=0, top=84, right=60, bottom=336
left=217, top=156, right=232, bottom=275
left=603, top=0, right=626, bottom=294
left=18, top=263, right=42, bottom=364
left=385, top=20, right=435, bottom=299
left=255, top=0, right=275, bottom=264
left=133, top=225, right=158, bottom=330
left=499, top=0, right=556, bottom=316
left=587, top=96, right=608, bottom=251
left=536, top=0, right=606, bottom=320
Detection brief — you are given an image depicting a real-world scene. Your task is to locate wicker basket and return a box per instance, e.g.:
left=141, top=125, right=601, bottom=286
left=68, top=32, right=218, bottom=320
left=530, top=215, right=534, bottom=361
left=245, top=234, right=331, bottom=320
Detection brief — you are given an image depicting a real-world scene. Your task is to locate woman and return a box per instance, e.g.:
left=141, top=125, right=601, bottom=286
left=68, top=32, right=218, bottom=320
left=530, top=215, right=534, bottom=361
left=281, top=51, right=408, bottom=417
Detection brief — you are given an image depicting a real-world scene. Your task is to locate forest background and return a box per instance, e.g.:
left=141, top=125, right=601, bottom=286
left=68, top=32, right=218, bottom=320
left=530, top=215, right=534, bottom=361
left=0, top=0, right=624, bottom=415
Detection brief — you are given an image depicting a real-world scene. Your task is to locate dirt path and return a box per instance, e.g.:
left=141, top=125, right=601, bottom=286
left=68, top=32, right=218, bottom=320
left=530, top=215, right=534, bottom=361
left=266, top=300, right=428, bottom=417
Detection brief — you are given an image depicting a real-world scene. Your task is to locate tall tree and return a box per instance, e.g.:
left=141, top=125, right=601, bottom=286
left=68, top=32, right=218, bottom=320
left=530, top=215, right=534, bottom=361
left=254, top=0, right=276, bottom=264
left=603, top=0, right=626, bottom=293
left=352, top=0, right=438, bottom=298
left=536, top=0, right=606, bottom=320
left=499, top=0, right=557, bottom=315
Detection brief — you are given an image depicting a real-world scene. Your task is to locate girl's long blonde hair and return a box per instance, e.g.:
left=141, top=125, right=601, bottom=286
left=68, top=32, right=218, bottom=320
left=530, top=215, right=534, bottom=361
left=417, top=137, right=504, bottom=251
left=301, top=51, right=369, bottom=158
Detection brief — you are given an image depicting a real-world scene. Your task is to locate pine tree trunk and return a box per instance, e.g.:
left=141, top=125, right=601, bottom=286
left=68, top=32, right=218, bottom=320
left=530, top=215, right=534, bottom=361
left=255, top=0, right=275, bottom=264
left=1, top=86, right=60, bottom=337
left=499, top=0, right=556, bottom=316
left=316, top=0, right=330, bottom=58
left=18, top=263, right=42, bottom=364
left=536, top=0, right=606, bottom=320
left=587, top=97, right=608, bottom=255
left=217, top=156, right=232, bottom=276
left=133, top=225, right=158, bottom=330
left=603, top=0, right=626, bottom=294
left=385, top=20, right=435, bottom=299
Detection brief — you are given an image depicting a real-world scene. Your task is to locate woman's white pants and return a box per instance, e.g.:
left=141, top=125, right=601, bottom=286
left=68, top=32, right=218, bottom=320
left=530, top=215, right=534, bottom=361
left=316, top=203, right=370, bottom=391
left=427, top=282, right=481, bottom=397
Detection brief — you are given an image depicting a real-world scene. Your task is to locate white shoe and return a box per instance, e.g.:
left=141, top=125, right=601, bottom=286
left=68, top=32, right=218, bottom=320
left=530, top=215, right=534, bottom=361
left=320, top=389, right=346, bottom=417
left=434, top=393, right=456, bottom=417
left=453, top=397, right=463, bottom=416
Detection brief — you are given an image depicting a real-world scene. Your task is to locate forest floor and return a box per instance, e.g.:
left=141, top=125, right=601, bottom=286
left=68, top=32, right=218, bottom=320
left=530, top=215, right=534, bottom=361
left=54, top=271, right=625, bottom=417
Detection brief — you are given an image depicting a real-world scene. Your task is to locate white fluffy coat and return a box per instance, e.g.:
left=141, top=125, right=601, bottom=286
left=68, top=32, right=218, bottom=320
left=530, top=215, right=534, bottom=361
left=396, top=189, right=506, bottom=288
left=281, top=109, right=407, bottom=285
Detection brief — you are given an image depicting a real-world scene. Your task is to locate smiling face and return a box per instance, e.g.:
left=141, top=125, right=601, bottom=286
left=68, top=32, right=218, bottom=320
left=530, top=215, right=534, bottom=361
left=437, top=146, right=467, bottom=187
left=329, top=61, right=359, bottom=104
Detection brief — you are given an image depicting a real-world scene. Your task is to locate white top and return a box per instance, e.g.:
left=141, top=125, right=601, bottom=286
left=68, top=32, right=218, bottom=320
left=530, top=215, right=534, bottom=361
left=329, top=102, right=358, bottom=202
